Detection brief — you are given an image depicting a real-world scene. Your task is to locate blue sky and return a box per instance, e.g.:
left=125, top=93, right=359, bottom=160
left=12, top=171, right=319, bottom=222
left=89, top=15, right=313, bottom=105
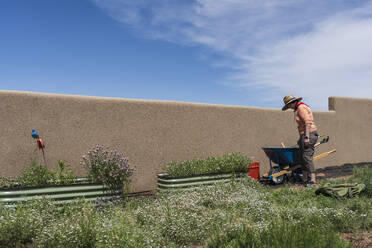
left=1, top=0, right=372, bottom=110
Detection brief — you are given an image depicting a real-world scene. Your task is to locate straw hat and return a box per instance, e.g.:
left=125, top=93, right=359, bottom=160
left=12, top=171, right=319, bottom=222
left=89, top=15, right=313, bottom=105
left=282, top=94, right=302, bottom=111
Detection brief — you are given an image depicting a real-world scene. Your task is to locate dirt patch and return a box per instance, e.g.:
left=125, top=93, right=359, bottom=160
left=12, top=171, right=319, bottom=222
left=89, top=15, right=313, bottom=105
left=341, top=232, right=372, bottom=248
left=316, top=162, right=372, bottom=179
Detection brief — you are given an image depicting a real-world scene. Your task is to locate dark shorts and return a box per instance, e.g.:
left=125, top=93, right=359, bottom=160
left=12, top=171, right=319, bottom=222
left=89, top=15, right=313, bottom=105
left=297, top=131, right=318, bottom=173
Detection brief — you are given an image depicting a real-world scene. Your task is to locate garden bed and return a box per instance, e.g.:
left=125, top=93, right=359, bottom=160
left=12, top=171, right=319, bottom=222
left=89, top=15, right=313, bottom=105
left=0, top=179, right=121, bottom=206
left=158, top=152, right=255, bottom=191
left=0, top=145, right=135, bottom=206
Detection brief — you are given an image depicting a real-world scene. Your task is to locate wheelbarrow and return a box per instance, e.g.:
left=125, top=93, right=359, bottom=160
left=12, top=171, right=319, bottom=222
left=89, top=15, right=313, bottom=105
left=260, top=136, right=336, bottom=184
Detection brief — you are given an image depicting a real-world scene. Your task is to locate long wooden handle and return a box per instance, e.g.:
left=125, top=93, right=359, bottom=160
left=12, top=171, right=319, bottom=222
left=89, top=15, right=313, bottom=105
left=270, top=165, right=301, bottom=178
left=313, top=149, right=336, bottom=161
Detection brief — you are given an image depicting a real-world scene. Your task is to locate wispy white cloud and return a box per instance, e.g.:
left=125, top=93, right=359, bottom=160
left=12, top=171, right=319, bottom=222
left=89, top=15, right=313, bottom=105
left=92, top=0, right=372, bottom=109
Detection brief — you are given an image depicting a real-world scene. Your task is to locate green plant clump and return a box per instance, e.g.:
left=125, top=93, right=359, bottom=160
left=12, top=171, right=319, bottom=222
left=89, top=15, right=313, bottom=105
left=0, top=176, right=16, bottom=188
left=18, top=160, right=55, bottom=187
left=0, top=199, right=56, bottom=247
left=0, top=160, right=78, bottom=188
left=164, top=152, right=252, bottom=177
left=52, top=160, right=77, bottom=185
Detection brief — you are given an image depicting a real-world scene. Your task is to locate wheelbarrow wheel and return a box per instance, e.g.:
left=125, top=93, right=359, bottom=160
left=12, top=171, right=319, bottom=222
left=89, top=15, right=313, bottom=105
left=269, top=167, right=287, bottom=185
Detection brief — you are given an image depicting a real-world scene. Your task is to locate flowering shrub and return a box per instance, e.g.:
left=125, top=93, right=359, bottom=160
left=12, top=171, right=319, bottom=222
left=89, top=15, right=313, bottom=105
left=80, top=145, right=134, bottom=192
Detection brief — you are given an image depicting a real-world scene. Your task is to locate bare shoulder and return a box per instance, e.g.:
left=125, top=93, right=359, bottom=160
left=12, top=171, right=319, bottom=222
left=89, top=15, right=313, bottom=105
left=297, top=104, right=312, bottom=118
left=298, top=104, right=311, bottom=112
left=297, top=104, right=307, bottom=112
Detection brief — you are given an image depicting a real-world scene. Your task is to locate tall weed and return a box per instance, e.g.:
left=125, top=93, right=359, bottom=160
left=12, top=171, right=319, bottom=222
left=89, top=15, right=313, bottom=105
left=207, top=220, right=353, bottom=248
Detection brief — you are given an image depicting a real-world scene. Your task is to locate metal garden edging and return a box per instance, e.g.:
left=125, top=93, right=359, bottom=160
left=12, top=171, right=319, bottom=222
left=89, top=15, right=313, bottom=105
left=0, top=178, right=122, bottom=207
left=157, top=172, right=248, bottom=191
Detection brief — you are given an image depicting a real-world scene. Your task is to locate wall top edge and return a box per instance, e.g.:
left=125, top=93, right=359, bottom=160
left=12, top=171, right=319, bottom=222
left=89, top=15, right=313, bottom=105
left=314, top=110, right=336, bottom=114
left=329, top=96, right=372, bottom=101
left=3, top=90, right=362, bottom=112
left=0, top=89, right=283, bottom=111
left=329, top=96, right=372, bottom=111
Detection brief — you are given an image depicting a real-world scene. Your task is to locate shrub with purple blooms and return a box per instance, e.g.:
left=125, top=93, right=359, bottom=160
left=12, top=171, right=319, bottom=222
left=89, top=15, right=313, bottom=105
left=80, top=145, right=134, bottom=193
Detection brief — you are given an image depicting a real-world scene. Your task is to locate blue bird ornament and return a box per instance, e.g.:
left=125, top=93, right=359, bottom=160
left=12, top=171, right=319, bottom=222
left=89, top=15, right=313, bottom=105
left=31, top=129, right=39, bottom=139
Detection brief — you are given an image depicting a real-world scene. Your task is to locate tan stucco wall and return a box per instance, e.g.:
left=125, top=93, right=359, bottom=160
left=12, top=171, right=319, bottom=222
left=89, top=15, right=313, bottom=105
left=0, top=90, right=371, bottom=192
